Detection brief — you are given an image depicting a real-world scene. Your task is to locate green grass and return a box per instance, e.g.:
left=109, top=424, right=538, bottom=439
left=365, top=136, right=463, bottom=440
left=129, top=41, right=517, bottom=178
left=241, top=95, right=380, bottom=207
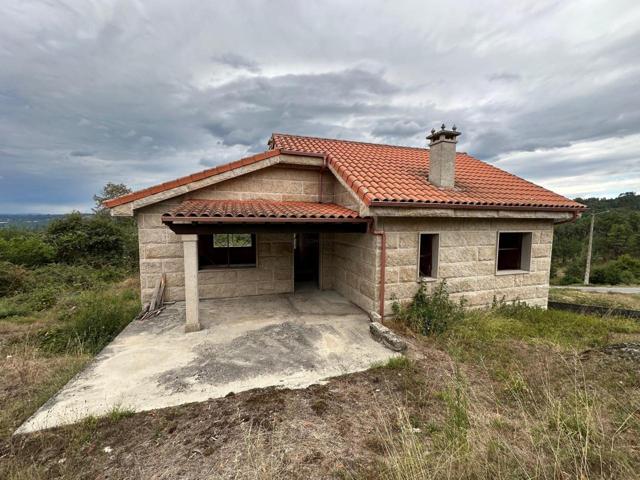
left=372, top=356, right=412, bottom=370
left=442, top=304, right=640, bottom=355
left=38, top=287, right=140, bottom=355
left=550, top=287, right=640, bottom=310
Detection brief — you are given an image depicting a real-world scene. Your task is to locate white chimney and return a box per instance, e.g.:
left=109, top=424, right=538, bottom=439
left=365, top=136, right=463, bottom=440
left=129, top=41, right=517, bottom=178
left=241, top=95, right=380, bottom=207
left=427, top=124, right=461, bottom=188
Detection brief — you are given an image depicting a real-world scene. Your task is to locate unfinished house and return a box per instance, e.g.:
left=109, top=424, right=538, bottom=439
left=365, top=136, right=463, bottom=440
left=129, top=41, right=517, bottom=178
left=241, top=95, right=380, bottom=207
left=105, top=127, right=585, bottom=332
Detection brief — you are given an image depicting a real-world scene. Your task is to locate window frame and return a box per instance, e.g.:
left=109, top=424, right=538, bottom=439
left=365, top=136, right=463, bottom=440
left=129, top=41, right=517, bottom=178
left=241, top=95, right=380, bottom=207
left=495, top=231, right=533, bottom=274
left=197, top=233, right=258, bottom=271
left=416, top=232, right=440, bottom=281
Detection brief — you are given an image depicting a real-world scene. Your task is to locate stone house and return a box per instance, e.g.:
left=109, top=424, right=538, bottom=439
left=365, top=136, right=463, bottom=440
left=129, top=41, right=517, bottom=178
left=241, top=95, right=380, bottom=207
left=105, top=127, right=585, bottom=332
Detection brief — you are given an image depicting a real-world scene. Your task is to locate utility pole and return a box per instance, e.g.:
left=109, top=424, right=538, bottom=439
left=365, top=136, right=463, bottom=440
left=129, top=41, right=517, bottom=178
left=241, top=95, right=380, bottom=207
left=584, top=210, right=608, bottom=285
left=584, top=214, right=595, bottom=285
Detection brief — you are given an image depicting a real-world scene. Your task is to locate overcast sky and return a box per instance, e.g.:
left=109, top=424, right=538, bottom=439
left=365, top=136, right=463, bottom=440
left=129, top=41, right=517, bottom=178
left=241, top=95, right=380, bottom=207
left=1, top=0, right=639, bottom=213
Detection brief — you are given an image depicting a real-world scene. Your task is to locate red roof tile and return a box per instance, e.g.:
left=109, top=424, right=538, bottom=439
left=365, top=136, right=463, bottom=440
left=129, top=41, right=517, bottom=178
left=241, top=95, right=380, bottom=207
left=271, top=133, right=586, bottom=211
left=104, top=149, right=282, bottom=208
left=162, top=199, right=362, bottom=220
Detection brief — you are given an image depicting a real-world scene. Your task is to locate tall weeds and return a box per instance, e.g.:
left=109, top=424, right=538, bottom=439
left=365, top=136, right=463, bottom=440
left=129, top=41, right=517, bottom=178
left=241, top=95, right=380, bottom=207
left=374, top=358, right=638, bottom=479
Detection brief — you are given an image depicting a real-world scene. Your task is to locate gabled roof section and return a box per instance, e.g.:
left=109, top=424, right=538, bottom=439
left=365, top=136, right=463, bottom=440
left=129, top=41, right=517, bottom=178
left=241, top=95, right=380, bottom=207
left=103, top=149, right=283, bottom=208
left=270, top=133, right=586, bottom=211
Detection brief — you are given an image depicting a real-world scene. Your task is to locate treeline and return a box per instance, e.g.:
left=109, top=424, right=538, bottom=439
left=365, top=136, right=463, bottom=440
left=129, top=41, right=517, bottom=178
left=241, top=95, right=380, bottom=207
left=552, top=192, right=640, bottom=284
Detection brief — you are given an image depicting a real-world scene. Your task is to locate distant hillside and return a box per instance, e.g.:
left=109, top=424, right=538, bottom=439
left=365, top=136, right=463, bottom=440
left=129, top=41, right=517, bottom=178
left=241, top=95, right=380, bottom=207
left=0, top=214, right=71, bottom=229
left=552, top=192, right=640, bottom=284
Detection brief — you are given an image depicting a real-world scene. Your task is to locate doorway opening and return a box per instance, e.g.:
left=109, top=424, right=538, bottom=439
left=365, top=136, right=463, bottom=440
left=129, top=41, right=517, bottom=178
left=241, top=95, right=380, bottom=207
left=294, top=233, right=320, bottom=290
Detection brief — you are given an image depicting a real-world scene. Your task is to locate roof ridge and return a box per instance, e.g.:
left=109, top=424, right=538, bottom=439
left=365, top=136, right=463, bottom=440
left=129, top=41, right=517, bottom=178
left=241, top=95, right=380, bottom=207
left=272, top=132, right=429, bottom=152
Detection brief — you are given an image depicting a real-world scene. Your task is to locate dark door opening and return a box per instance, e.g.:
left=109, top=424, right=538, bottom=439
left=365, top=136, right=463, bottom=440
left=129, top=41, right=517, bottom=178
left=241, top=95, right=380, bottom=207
left=294, top=233, right=320, bottom=289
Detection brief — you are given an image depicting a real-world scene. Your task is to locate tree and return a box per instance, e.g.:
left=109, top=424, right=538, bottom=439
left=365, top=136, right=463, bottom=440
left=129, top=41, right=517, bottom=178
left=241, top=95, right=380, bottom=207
left=93, top=183, right=132, bottom=214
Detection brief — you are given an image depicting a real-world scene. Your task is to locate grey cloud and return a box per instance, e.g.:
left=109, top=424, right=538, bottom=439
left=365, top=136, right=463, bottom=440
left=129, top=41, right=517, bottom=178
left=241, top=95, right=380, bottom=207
left=213, top=53, right=261, bottom=73
left=0, top=0, right=639, bottom=212
left=487, top=72, right=521, bottom=82
left=69, top=150, right=95, bottom=157
left=199, top=68, right=401, bottom=150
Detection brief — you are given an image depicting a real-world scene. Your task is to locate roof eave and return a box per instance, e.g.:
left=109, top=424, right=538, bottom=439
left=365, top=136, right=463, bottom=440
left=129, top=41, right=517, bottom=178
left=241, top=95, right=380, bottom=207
left=368, top=200, right=586, bottom=213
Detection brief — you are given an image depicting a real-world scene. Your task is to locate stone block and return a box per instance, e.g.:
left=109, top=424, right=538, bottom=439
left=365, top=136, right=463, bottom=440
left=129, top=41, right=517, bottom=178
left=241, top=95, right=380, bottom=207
left=447, top=277, right=477, bottom=293
left=439, top=262, right=477, bottom=278
left=165, top=272, right=185, bottom=288
left=274, top=269, right=292, bottom=280
left=199, top=269, right=238, bottom=285
left=385, top=233, right=399, bottom=250
left=440, top=246, right=478, bottom=263
left=141, top=213, right=164, bottom=228
left=139, top=228, right=166, bottom=244
left=359, top=280, right=376, bottom=299
left=386, top=249, right=415, bottom=267
left=270, top=241, right=293, bottom=256
left=532, top=243, right=552, bottom=258
left=370, top=322, right=407, bottom=352
left=162, top=258, right=184, bottom=273
left=478, top=246, right=495, bottom=261
left=140, top=260, right=163, bottom=274
left=258, top=243, right=272, bottom=256
left=477, top=260, right=496, bottom=275
left=398, top=233, right=417, bottom=248
left=165, top=286, right=185, bottom=302
left=398, top=266, right=417, bottom=282
left=145, top=243, right=183, bottom=259
left=236, top=268, right=273, bottom=283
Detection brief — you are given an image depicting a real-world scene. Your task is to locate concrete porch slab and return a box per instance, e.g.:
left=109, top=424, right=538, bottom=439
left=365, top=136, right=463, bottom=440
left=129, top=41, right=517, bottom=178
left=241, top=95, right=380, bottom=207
left=17, top=290, right=397, bottom=434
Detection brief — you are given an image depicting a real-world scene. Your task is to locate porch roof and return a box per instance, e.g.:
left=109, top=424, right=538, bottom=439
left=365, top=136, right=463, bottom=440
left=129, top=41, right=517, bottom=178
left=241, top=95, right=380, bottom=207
left=161, top=199, right=367, bottom=224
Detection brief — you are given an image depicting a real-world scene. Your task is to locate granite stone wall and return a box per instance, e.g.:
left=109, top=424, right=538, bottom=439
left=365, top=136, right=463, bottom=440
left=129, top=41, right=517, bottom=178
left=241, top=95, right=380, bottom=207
left=321, top=232, right=380, bottom=313
left=381, top=217, right=555, bottom=316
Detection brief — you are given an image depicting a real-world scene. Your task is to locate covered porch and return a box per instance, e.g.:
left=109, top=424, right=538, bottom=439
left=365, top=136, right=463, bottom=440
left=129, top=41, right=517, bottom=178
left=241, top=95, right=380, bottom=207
left=161, top=199, right=374, bottom=332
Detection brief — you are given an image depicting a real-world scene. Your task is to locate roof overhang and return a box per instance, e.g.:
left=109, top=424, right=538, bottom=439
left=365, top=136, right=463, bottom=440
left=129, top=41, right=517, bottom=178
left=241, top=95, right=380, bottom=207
left=161, top=199, right=371, bottom=234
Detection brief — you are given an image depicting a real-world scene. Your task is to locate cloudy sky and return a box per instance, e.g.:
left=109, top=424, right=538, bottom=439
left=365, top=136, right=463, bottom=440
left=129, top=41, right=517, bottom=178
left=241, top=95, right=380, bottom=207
left=1, top=0, right=639, bottom=213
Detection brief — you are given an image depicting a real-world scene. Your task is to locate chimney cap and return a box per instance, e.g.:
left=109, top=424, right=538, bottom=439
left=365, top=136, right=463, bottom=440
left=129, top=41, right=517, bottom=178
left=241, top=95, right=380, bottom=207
left=426, top=123, right=461, bottom=142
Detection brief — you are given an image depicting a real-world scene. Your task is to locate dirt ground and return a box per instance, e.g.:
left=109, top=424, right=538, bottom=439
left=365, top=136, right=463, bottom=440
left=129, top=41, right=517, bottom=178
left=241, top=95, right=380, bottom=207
left=2, top=313, right=640, bottom=479
left=1, top=337, right=455, bottom=480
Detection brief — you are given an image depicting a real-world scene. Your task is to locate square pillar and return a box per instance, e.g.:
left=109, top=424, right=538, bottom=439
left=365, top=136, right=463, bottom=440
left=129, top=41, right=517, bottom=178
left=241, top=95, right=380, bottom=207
left=182, top=234, right=201, bottom=333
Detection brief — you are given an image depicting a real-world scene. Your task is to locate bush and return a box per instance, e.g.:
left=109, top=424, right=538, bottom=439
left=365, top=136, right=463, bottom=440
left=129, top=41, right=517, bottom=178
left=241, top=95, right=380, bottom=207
left=0, top=234, right=55, bottom=267
left=46, top=212, right=138, bottom=267
left=0, top=261, right=30, bottom=296
left=590, top=254, right=640, bottom=285
left=39, top=288, right=139, bottom=355
left=557, top=259, right=584, bottom=285
left=393, top=281, right=465, bottom=336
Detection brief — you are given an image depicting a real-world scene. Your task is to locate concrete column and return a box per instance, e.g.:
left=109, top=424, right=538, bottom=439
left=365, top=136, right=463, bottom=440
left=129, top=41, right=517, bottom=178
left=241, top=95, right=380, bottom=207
left=182, top=234, right=201, bottom=333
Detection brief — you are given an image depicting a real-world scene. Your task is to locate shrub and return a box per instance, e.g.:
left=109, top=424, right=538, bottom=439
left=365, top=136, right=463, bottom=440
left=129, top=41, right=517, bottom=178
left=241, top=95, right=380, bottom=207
left=0, top=234, right=55, bottom=266
left=0, top=261, right=31, bottom=297
left=557, top=259, right=584, bottom=285
left=590, top=254, right=640, bottom=285
left=393, top=281, right=465, bottom=336
left=39, top=288, right=139, bottom=354
left=46, top=212, right=138, bottom=267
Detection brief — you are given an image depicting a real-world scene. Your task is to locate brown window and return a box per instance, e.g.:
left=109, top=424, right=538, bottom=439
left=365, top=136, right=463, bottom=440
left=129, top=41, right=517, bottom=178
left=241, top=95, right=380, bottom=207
left=198, top=233, right=256, bottom=269
left=419, top=234, right=438, bottom=278
left=497, top=232, right=528, bottom=271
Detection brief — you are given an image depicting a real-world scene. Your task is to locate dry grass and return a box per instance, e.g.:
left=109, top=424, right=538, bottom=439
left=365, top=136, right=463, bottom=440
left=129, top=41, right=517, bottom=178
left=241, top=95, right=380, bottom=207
left=372, top=353, right=640, bottom=479
left=550, top=288, right=640, bottom=310
left=2, top=290, right=640, bottom=479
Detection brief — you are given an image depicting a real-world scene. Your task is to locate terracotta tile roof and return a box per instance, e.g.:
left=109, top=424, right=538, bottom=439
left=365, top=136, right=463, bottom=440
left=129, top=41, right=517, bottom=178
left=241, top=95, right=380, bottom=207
left=103, top=149, right=282, bottom=208
left=271, top=133, right=586, bottom=211
left=162, top=199, right=363, bottom=221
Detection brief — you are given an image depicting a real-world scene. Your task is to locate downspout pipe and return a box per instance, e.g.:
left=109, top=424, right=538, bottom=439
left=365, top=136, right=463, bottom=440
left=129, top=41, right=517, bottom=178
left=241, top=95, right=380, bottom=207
left=368, top=219, right=386, bottom=320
